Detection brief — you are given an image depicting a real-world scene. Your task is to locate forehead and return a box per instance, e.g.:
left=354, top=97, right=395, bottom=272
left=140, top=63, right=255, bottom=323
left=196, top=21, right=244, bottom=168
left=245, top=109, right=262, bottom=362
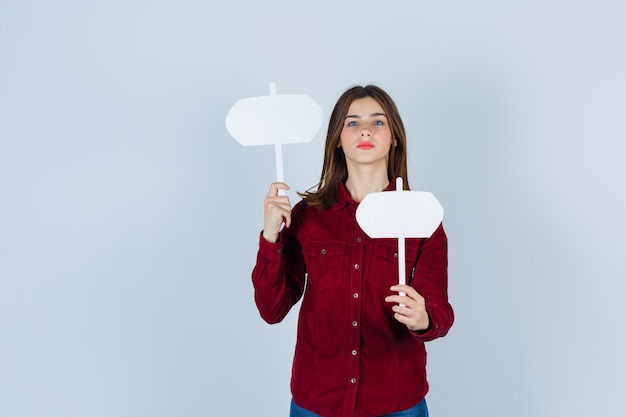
left=347, top=97, right=385, bottom=115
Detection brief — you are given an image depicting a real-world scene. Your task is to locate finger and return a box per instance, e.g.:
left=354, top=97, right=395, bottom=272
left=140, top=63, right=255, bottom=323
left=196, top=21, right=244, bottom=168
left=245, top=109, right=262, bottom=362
left=264, top=199, right=291, bottom=211
left=265, top=201, right=292, bottom=219
left=390, top=285, right=423, bottom=301
left=385, top=294, right=408, bottom=304
left=386, top=295, right=418, bottom=310
left=391, top=304, right=412, bottom=316
left=393, top=311, right=412, bottom=327
left=267, top=182, right=290, bottom=197
left=388, top=287, right=416, bottom=305
left=264, top=196, right=291, bottom=212
left=283, top=210, right=292, bottom=228
left=265, top=201, right=292, bottom=216
left=265, top=204, right=293, bottom=232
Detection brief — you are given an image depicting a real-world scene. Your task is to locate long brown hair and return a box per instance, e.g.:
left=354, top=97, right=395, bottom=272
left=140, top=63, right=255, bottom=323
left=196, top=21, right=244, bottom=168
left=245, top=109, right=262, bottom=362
left=299, top=85, right=409, bottom=209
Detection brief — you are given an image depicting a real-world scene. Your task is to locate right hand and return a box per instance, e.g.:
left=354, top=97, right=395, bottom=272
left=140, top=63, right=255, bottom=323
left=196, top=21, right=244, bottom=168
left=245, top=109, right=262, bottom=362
left=263, top=182, right=292, bottom=243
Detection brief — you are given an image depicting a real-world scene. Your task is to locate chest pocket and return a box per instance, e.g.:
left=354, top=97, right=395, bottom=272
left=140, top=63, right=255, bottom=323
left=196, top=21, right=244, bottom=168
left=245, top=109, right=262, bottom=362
left=372, top=240, right=420, bottom=285
left=302, top=241, right=346, bottom=290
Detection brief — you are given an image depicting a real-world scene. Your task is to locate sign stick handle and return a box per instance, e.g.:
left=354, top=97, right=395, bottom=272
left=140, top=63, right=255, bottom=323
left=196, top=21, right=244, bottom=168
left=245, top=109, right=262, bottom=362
left=398, top=236, right=406, bottom=307
left=395, top=177, right=406, bottom=306
left=268, top=81, right=286, bottom=196
left=275, top=143, right=284, bottom=183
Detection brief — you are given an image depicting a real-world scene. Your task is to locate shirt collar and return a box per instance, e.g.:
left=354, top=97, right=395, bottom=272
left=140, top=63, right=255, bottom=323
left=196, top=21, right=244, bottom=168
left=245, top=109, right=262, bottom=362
left=333, top=180, right=397, bottom=210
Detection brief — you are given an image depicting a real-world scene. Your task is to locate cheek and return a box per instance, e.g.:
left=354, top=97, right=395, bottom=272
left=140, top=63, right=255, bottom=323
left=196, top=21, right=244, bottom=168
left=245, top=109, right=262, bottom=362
left=378, top=129, right=393, bottom=145
left=337, top=133, right=344, bottom=148
left=338, top=130, right=351, bottom=147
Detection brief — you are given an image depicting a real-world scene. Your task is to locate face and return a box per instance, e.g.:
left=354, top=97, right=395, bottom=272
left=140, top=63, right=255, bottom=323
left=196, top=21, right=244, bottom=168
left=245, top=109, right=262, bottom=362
left=339, top=97, right=395, bottom=170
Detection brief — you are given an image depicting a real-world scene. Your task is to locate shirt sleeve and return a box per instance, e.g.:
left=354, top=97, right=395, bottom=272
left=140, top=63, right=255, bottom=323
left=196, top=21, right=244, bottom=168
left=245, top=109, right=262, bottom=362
left=251, top=211, right=306, bottom=324
left=409, top=223, right=454, bottom=342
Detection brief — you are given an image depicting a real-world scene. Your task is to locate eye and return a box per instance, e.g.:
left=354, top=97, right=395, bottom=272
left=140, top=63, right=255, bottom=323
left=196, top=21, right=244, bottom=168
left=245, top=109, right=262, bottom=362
left=347, top=121, right=358, bottom=127
left=373, top=120, right=385, bottom=126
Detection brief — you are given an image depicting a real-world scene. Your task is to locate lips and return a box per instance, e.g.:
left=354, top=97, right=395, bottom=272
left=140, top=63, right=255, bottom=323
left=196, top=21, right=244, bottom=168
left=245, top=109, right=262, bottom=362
left=357, top=142, right=374, bottom=149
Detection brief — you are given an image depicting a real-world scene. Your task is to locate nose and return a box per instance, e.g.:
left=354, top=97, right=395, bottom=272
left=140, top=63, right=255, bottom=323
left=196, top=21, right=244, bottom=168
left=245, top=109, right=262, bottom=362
left=360, top=127, right=372, bottom=137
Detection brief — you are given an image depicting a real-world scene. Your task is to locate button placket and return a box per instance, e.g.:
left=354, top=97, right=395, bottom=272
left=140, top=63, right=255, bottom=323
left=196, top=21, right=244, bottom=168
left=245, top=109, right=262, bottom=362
left=347, top=226, right=363, bottom=402
left=340, top=208, right=365, bottom=417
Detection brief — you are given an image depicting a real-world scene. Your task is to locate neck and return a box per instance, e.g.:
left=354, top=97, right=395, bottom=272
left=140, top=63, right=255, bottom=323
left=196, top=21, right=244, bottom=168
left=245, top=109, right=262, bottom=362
left=344, top=164, right=390, bottom=203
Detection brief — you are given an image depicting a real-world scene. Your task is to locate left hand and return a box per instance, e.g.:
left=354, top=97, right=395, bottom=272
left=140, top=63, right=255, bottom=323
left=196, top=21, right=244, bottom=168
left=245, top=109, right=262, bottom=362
left=385, top=285, right=430, bottom=332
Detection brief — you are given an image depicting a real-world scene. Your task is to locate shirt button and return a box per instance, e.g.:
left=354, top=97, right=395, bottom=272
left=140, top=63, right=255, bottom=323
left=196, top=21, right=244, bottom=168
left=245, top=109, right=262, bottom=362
left=352, top=321, right=358, bottom=327
left=350, top=378, right=357, bottom=384
left=321, top=249, right=326, bottom=254
left=394, top=253, right=398, bottom=259
left=351, top=350, right=357, bottom=356
left=354, top=264, right=360, bottom=270
left=276, top=249, right=281, bottom=254
left=356, top=237, right=362, bottom=243
left=353, top=293, right=359, bottom=299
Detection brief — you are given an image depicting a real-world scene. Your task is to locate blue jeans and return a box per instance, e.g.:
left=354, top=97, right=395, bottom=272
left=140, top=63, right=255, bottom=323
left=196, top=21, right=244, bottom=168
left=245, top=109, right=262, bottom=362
left=289, top=398, right=428, bottom=417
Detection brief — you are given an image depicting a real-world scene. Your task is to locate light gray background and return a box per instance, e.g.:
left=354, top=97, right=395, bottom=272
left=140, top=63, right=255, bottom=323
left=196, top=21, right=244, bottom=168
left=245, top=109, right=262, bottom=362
left=1, top=1, right=625, bottom=416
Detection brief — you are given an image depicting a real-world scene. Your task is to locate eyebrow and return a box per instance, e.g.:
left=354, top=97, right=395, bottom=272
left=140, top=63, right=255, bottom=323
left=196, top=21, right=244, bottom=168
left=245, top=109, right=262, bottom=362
left=345, top=112, right=387, bottom=119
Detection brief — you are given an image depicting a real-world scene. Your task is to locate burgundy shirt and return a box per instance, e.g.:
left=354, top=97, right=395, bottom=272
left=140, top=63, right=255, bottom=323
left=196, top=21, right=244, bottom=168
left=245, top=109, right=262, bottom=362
left=252, top=182, right=453, bottom=417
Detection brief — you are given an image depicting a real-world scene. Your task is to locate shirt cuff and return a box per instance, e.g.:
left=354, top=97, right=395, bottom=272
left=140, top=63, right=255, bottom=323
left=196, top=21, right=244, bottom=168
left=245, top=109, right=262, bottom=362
left=410, top=313, right=435, bottom=338
left=258, top=231, right=284, bottom=259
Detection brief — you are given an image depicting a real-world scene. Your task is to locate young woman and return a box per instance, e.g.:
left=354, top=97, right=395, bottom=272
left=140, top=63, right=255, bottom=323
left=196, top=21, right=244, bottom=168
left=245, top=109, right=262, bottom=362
left=252, top=85, right=453, bottom=417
